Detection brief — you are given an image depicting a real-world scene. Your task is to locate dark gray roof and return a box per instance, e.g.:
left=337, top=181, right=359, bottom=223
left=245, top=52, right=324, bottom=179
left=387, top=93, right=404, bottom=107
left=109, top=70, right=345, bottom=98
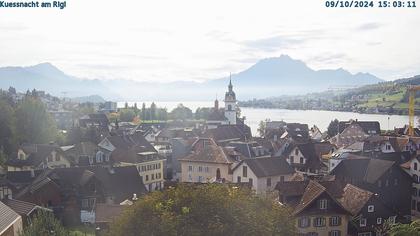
left=16, top=166, right=147, bottom=204
left=0, top=201, right=20, bottom=233
left=2, top=198, right=51, bottom=216
left=235, top=157, right=295, bottom=178
left=330, top=158, right=395, bottom=184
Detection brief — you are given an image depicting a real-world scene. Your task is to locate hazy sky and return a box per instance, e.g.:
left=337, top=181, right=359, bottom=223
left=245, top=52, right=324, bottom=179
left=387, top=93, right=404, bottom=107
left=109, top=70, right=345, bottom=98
left=0, top=0, right=419, bottom=82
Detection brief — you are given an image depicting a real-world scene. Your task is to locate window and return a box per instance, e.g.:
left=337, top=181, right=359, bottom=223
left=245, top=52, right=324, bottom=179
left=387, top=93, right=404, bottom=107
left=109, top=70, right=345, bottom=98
left=300, top=157, right=304, bottom=164
left=386, top=144, right=391, bottom=150
left=267, top=178, right=271, bottom=187
left=298, top=217, right=310, bottom=228
left=249, top=178, right=253, bottom=186
left=319, top=199, right=328, bottom=209
left=377, top=218, right=382, bottom=224
left=330, top=230, right=341, bottom=236
left=145, top=175, right=149, bottom=181
left=243, top=166, right=248, bottom=177
left=388, top=216, right=396, bottom=224
left=368, top=205, right=374, bottom=212
left=413, top=187, right=418, bottom=196
left=19, top=153, right=25, bottom=160
left=412, top=200, right=417, bottom=210
left=295, top=148, right=299, bottom=155
left=151, top=174, right=155, bottom=180
left=188, top=166, right=193, bottom=172
left=414, top=162, right=418, bottom=171
left=289, top=156, right=294, bottom=163
left=414, top=174, right=419, bottom=183
left=237, top=176, right=241, bottom=182
left=330, top=216, right=341, bottom=226
left=55, top=155, right=60, bottom=161
left=360, top=218, right=367, bottom=227
left=198, top=176, right=203, bottom=182
left=105, top=154, right=109, bottom=162
left=198, top=166, right=203, bottom=172
left=205, top=167, right=209, bottom=173
left=313, top=217, right=326, bottom=227
left=81, top=199, right=89, bottom=208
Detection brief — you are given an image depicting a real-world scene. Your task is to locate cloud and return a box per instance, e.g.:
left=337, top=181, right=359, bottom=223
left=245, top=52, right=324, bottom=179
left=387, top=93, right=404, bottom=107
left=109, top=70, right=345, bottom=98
left=309, top=53, right=351, bottom=65
left=241, top=35, right=304, bottom=52
left=356, top=22, right=384, bottom=31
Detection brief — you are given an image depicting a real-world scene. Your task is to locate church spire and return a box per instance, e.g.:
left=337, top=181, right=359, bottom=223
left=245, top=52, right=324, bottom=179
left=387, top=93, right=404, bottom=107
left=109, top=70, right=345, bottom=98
left=228, top=73, right=233, bottom=92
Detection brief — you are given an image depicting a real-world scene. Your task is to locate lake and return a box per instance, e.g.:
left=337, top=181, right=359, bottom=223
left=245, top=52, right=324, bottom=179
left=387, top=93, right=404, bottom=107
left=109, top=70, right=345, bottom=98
left=118, top=101, right=414, bottom=136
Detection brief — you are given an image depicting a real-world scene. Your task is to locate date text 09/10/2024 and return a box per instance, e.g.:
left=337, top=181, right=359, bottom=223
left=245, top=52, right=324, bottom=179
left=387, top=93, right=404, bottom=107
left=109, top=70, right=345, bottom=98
left=325, top=0, right=416, bottom=7
left=0, top=1, right=66, bottom=9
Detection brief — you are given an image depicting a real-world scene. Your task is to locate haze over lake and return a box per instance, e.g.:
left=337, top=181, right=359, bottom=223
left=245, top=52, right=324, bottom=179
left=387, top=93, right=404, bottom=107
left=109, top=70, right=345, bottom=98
left=118, top=101, right=414, bottom=136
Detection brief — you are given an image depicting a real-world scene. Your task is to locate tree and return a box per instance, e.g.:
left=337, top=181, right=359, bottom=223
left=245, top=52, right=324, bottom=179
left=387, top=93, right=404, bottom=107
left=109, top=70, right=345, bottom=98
left=389, top=220, right=420, bottom=236
left=257, top=120, right=266, bottom=137
left=119, top=109, right=136, bottom=122
left=327, top=119, right=340, bottom=138
left=15, top=97, right=58, bottom=144
left=150, top=102, right=157, bottom=120
left=0, top=100, right=15, bottom=155
left=107, top=184, right=296, bottom=236
left=19, top=211, right=68, bottom=236
left=141, top=103, right=147, bottom=120
left=169, top=104, right=193, bottom=120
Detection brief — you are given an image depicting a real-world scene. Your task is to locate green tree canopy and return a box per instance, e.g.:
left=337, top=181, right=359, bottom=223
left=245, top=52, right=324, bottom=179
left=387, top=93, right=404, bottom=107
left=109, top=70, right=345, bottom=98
left=19, top=211, right=68, bottom=236
left=107, top=184, right=296, bottom=236
left=15, top=97, right=58, bottom=144
left=327, top=119, right=340, bottom=138
left=389, top=220, right=420, bottom=236
left=119, top=109, right=136, bottom=122
left=0, top=99, right=15, bottom=155
left=169, top=104, right=193, bottom=120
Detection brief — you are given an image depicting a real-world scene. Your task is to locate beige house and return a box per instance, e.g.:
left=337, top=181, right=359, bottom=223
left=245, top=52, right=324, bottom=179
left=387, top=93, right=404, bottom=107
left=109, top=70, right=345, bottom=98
left=6, top=144, right=71, bottom=171
left=232, top=157, right=295, bottom=194
left=179, top=138, right=243, bottom=183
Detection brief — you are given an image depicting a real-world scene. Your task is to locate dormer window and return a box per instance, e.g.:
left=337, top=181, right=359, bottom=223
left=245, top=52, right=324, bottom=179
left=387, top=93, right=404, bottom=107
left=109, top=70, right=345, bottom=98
left=368, top=205, right=374, bottom=212
left=319, top=199, right=328, bottom=209
left=360, top=218, right=367, bottom=227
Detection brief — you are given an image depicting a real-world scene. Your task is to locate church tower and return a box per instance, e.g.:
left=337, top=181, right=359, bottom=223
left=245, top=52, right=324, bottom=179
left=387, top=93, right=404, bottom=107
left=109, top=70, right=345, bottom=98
left=224, top=74, right=237, bottom=125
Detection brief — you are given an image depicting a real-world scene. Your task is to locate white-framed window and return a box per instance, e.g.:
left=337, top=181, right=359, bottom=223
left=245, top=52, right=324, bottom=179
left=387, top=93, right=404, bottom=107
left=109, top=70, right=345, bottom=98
left=368, top=205, right=374, bottom=212
left=330, top=216, right=341, bottom=226
left=298, top=217, right=310, bottom=228
left=198, top=166, right=203, bottom=172
left=388, top=216, right=396, bottom=224
left=319, top=199, right=328, bottom=209
left=313, top=217, right=326, bottom=227
left=188, top=166, right=193, bottom=172
left=330, top=230, right=341, bottom=236
left=377, top=218, right=382, bottom=224
left=360, top=218, right=367, bottom=227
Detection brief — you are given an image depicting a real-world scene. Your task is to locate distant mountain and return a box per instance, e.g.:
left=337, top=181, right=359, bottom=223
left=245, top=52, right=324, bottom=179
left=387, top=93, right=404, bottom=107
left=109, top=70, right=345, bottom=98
left=0, top=55, right=383, bottom=101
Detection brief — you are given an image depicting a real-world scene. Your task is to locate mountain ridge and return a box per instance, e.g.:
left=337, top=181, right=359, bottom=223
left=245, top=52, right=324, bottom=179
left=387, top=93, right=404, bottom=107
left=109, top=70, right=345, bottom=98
left=0, top=55, right=383, bottom=101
